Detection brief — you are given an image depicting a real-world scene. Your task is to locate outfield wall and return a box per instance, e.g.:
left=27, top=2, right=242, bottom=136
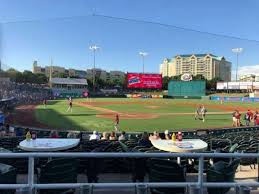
left=168, top=81, right=206, bottom=97
left=211, top=96, right=259, bottom=102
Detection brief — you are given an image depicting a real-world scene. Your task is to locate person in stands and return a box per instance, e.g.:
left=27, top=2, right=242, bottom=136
left=50, top=130, right=59, bottom=138
left=118, top=131, right=126, bottom=141
left=0, top=123, right=6, bottom=137
left=149, top=131, right=161, bottom=140
left=8, top=126, right=16, bottom=137
left=164, top=130, right=170, bottom=140
left=109, top=131, right=117, bottom=140
left=138, top=132, right=152, bottom=147
left=89, top=131, right=100, bottom=140
left=101, top=132, right=108, bottom=140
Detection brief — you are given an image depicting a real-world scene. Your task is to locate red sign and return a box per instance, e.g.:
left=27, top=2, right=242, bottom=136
left=127, top=73, right=162, bottom=89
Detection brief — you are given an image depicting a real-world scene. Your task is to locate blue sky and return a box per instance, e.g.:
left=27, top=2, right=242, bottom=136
left=0, top=0, right=259, bottom=78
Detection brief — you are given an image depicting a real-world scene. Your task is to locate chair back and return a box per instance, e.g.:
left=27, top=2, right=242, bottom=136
left=0, top=163, right=16, bottom=194
left=148, top=158, right=185, bottom=194
left=39, top=158, right=77, bottom=194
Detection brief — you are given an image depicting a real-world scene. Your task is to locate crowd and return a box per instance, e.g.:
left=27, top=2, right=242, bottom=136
left=232, top=109, right=259, bottom=127
left=0, top=81, right=52, bottom=112
left=0, top=123, right=16, bottom=137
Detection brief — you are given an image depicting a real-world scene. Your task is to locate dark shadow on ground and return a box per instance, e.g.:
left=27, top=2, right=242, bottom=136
left=35, top=108, right=90, bottom=131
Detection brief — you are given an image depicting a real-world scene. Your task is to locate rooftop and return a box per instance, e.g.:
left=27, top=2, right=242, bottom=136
left=50, top=77, right=88, bottom=85
left=176, top=53, right=218, bottom=58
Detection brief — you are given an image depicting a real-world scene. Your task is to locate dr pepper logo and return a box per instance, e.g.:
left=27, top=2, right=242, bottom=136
left=128, top=76, right=141, bottom=85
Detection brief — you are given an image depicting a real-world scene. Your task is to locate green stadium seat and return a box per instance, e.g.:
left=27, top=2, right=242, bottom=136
left=38, top=158, right=78, bottom=194
left=148, top=158, right=186, bottom=194
left=207, top=159, right=240, bottom=194
left=0, top=163, right=16, bottom=194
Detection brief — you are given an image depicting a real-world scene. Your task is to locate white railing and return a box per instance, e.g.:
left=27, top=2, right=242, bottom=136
left=0, top=152, right=258, bottom=194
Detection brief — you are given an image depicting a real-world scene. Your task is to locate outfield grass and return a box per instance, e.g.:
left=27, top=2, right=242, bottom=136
left=35, top=98, right=257, bottom=132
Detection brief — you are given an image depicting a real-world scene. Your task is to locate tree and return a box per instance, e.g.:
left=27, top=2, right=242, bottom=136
left=22, top=71, right=35, bottom=83
left=192, top=74, right=206, bottom=80
left=162, top=76, right=170, bottom=90
left=171, top=75, right=181, bottom=80
left=206, top=77, right=221, bottom=90
left=86, top=79, right=93, bottom=91
left=34, top=74, right=48, bottom=84
left=56, top=72, right=69, bottom=78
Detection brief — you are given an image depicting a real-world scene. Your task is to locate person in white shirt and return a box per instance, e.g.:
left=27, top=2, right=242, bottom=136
left=118, top=131, right=126, bottom=141
left=89, top=131, right=100, bottom=140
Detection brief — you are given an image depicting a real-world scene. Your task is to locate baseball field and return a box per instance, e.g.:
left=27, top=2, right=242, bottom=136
left=12, top=98, right=254, bottom=132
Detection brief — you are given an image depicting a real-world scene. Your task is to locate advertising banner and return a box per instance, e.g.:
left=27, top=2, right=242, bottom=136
left=239, top=82, right=252, bottom=90
left=228, top=82, right=240, bottom=89
left=127, top=73, right=162, bottom=89
left=216, top=82, right=228, bottom=90
left=253, top=82, right=259, bottom=89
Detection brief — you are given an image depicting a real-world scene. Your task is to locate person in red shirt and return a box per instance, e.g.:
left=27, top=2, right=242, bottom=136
left=114, top=113, right=120, bottom=131
left=244, top=110, right=253, bottom=126
left=235, top=110, right=241, bottom=127
left=49, top=130, right=59, bottom=138
left=254, top=111, right=259, bottom=126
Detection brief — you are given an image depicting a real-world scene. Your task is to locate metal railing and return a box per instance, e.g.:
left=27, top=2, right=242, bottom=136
left=0, top=152, right=258, bottom=194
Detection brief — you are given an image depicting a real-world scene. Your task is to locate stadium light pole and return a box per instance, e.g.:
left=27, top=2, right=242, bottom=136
left=139, top=52, right=148, bottom=73
left=232, top=48, right=243, bottom=81
left=89, top=45, right=100, bottom=93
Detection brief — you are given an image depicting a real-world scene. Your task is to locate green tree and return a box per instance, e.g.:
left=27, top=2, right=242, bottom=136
left=162, top=76, right=170, bottom=90
left=206, top=77, right=221, bottom=90
left=171, top=75, right=182, bottom=80
left=56, top=72, right=68, bottom=78
left=192, top=74, right=206, bottom=80
left=34, top=73, right=48, bottom=84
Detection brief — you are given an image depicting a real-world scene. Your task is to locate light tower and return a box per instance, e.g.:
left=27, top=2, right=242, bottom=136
left=232, top=48, right=243, bottom=81
left=89, top=45, right=100, bottom=93
left=139, top=52, right=148, bottom=73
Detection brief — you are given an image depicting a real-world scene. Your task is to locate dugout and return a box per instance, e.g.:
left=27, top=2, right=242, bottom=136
left=168, top=80, right=205, bottom=98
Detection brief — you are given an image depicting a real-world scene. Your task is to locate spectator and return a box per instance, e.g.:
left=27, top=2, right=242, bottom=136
left=49, top=130, right=59, bottom=138
left=164, top=130, right=170, bottom=140
left=149, top=131, right=161, bottom=140
left=0, top=123, right=6, bottom=137
left=8, top=126, right=16, bottom=137
left=138, top=132, right=152, bottom=147
left=67, top=132, right=78, bottom=138
left=89, top=131, right=100, bottom=140
left=118, top=131, right=126, bottom=141
left=101, top=132, right=108, bottom=140
left=109, top=131, right=117, bottom=140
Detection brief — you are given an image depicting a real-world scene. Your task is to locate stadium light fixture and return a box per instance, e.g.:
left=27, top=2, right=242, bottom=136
left=89, top=45, right=100, bottom=93
left=231, top=48, right=243, bottom=81
left=139, top=52, right=148, bottom=73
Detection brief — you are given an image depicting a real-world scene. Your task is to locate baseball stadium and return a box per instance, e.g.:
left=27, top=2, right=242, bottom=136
left=0, top=1, right=259, bottom=194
